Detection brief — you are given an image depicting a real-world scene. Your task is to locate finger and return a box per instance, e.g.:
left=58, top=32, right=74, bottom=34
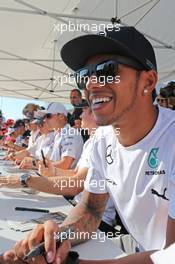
left=28, top=224, right=44, bottom=250
left=2, top=250, right=16, bottom=261
left=54, top=240, right=71, bottom=264
left=44, top=220, right=59, bottom=263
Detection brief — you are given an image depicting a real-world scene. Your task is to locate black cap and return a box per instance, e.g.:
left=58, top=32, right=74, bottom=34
left=61, top=26, right=157, bottom=72
left=13, top=119, right=25, bottom=129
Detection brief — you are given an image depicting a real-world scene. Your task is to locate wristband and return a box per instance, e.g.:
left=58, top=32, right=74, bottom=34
left=65, top=251, right=79, bottom=264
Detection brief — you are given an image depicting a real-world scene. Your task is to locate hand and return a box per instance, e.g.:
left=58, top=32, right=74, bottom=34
left=6, top=221, right=71, bottom=264
left=19, top=157, right=33, bottom=169
left=5, top=152, right=15, bottom=161
left=0, top=175, right=21, bottom=188
left=0, top=251, right=25, bottom=263
left=38, top=159, right=56, bottom=177
left=4, top=141, right=15, bottom=149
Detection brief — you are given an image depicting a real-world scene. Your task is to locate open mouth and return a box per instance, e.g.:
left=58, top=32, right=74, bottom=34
left=91, top=96, right=113, bottom=110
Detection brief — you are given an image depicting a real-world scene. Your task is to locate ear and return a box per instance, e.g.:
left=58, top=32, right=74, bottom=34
left=59, top=113, right=65, bottom=119
left=141, top=70, right=158, bottom=96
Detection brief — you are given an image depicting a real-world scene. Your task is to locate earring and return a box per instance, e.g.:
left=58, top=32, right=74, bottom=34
left=144, top=89, right=148, bottom=94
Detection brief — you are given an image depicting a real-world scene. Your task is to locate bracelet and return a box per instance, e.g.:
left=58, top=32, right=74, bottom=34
left=65, top=251, right=79, bottom=264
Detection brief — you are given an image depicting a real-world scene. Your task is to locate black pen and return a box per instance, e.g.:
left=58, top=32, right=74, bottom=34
left=15, top=207, right=49, bottom=213
left=23, top=227, right=73, bottom=260
left=41, top=149, right=47, bottom=167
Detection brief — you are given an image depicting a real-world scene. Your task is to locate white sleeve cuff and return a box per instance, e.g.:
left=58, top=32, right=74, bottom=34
left=150, top=243, right=175, bottom=264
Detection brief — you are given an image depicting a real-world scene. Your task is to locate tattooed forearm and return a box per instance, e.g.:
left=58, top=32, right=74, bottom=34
left=60, top=191, right=109, bottom=244
left=59, top=191, right=109, bottom=245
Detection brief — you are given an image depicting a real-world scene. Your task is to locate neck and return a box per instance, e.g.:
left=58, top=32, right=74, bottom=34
left=114, top=104, right=158, bottom=147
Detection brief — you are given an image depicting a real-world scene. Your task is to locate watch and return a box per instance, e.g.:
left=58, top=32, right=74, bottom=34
left=20, top=173, right=31, bottom=188
left=65, top=251, right=79, bottom=264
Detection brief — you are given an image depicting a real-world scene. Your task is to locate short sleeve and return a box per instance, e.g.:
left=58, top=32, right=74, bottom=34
left=84, top=137, right=108, bottom=194
left=60, top=134, right=83, bottom=160
left=168, top=173, right=175, bottom=219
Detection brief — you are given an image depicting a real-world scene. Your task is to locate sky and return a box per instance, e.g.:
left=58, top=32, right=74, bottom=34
left=0, top=97, right=72, bottom=121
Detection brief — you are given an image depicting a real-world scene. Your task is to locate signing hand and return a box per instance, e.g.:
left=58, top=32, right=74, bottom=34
left=38, top=159, right=56, bottom=177
left=5, top=221, right=71, bottom=264
left=19, top=157, right=33, bottom=169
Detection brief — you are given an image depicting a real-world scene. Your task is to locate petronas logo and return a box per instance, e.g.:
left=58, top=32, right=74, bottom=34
left=148, top=148, right=159, bottom=169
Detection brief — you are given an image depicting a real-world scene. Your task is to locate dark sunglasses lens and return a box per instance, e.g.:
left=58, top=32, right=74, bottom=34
left=75, top=68, right=89, bottom=90
left=45, top=113, right=52, bottom=119
left=96, top=61, right=116, bottom=79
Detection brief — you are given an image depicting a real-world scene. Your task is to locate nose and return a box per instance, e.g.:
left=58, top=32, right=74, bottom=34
left=86, top=74, right=102, bottom=91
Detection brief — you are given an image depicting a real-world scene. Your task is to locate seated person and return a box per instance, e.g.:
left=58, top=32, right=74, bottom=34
left=37, top=102, right=84, bottom=170
left=0, top=103, right=116, bottom=231
left=18, top=115, right=55, bottom=169
left=3, top=119, right=27, bottom=151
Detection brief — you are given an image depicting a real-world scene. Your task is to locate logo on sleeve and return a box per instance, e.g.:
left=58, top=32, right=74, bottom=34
left=151, top=188, right=169, bottom=201
left=148, top=148, right=159, bottom=169
left=105, top=144, right=114, bottom=164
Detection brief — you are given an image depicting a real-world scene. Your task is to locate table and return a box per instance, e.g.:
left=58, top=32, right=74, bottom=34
left=0, top=153, right=125, bottom=260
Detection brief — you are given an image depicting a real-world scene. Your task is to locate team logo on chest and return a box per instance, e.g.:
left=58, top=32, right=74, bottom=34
left=105, top=144, right=114, bottom=164
left=148, top=148, right=159, bottom=169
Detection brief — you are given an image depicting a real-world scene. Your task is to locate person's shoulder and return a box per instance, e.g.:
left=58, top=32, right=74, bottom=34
left=159, top=106, right=175, bottom=129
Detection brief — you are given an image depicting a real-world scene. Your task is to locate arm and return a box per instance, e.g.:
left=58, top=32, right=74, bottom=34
left=60, top=191, right=109, bottom=241
left=0, top=167, right=87, bottom=196
left=4, top=191, right=108, bottom=263
left=14, top=149, right=30, bottom=162
left=4, top=141, right=25, bottom=151
left=28, top=167, right=87, bottom=195
left=53, top=156, right=75, bottom=170
left=38, top=159, right=77, bottom=177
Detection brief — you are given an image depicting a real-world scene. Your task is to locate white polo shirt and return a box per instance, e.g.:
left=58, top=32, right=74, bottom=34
left=27, top=131, right=55, bottom=160
left=75, top=137, right=116, bottom=226
left=50, top=124, right=84, bottom=169
left=27, top=129, right=40, bottom=149
left=84, top=106, right=175, bottom=250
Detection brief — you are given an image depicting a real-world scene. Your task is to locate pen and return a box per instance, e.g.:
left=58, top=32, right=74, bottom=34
left=23, top=227, right=73, bottom=260
left=15, top=207, right=49, bottom=213
left=41, top=149, right=47, bottom=167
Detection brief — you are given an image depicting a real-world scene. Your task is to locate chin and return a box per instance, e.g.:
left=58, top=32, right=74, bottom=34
left=95, top=117, right=111, bottom=126
left=95, top=115, right=120, bottom=127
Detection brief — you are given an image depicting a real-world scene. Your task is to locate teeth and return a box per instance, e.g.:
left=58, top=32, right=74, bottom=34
left=92, top=97, right=111, bottom=104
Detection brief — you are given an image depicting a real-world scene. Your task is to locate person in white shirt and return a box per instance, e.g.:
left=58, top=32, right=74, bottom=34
left=22, top=103, right=42, bottom=149
left=38, top=102, right=84, bottom=170
left=4, top=26, right=175, bottom=264
left=0, top=103, right=116, bottom=231
left=18, top=116, right=55, bottom=169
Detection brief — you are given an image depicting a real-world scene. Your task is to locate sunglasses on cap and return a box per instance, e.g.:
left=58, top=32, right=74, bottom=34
left=157, top=98, right=168, bottom=103
left=44, top=113, right=60, bottom=119
left=74, top=56, right=144, bottom=90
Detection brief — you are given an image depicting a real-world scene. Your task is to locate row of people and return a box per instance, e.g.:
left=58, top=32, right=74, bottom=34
left=1, top=25, right=175, bottom=264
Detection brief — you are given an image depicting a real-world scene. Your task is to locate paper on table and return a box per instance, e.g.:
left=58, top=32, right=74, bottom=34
left=6, top=212, right=67, bottom=232
left=3, top=166, right=30, bottom=173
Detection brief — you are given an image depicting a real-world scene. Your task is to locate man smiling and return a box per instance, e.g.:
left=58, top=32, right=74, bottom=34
left=3, top=26, right=175, bottom=264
